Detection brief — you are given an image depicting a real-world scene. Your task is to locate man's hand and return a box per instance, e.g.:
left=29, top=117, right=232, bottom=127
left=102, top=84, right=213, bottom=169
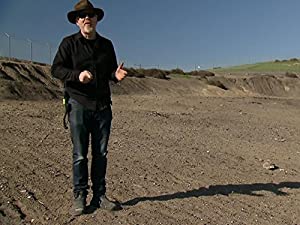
left=115, top=62, right=127, bottom=81
left=79, top=70, right=93, bottom=83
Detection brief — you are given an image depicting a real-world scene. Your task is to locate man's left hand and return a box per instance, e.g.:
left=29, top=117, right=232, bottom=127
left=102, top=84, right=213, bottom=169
left=115, top=62, right=127, bottom=81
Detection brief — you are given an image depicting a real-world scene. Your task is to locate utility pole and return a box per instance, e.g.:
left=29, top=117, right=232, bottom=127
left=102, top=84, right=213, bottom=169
left=134, top=64, right=142, bottom=69
left=46, top=42, right=52, bottom=64
left=4, top=33, right=11, bottom=58
left=27, top=39, right=32, bottom=61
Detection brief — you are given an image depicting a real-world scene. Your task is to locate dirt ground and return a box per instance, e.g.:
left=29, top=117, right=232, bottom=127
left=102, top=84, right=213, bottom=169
left=0, top=58, right=299, bottom=224
left=0, top=93, right=299, bottom=225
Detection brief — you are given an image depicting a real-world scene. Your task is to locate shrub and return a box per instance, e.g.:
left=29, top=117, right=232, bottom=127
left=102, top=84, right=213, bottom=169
left=124, top=67, right=145, bottom=78
left=187, top=70, right=215, bottom=77
left=170, top=68, right=185, bottom=75
left=125, top=67, right=169, bottom=79
left=289, top=58, right=299, bottom=62
left=285, top=72, right=298, bottom=78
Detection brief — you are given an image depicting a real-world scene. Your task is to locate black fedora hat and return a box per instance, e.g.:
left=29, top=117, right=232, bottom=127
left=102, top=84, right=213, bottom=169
left=67, top=0, right=104, bottom=24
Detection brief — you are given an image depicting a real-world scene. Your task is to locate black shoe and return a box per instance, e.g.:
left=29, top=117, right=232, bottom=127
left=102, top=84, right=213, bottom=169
left=90, top=195, right=122, bottom=211
left=72, top=191, right=87, bottom=216
left=90, top=195, right=100, bottom=209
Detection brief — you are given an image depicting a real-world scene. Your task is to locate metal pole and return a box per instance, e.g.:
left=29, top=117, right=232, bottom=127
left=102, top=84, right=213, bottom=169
left=4, top=33, right=11, bottom=58
left=27, top=39, right=32, bottom=61
left=46, top=42, right=51, bottom=64
left=49, top=45, right=52, bottom=64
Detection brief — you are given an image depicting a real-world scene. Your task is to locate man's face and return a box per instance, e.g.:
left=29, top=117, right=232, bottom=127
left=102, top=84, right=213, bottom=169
left=76, top=11, right=98, bottom=34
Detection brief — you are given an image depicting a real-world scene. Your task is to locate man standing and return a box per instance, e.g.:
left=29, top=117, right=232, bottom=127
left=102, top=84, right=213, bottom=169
left=51, top=0, right=127, bottom=216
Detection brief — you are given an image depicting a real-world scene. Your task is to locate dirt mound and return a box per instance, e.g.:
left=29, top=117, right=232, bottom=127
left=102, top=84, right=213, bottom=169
left=125, top=67, right=169, bottom=79
left=203, top=74, right=300, bottom=98
left=0, top=59, right=62, bottom=100
left=0, top=58, right=300, bottom=100
left=188, top=70, right=215, bottom=77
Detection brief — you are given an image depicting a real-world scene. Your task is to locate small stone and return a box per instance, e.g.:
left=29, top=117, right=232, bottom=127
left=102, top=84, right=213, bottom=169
left=263, top=162, right=279, bottom=171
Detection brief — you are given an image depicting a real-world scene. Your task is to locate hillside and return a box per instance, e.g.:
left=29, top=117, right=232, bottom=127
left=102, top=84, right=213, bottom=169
left=211, top=58, right=300, bottom=74
left=0, top=57, right=300, bottom=100
left=0, top=58, right=62, bottom=100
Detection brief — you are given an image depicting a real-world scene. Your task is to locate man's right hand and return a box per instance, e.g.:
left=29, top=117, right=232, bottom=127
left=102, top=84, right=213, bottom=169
left=79, top=70, right=93, bottom=83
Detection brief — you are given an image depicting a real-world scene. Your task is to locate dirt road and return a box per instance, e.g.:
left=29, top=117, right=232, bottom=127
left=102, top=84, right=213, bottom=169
left=0, top=93, right=299, bottom=225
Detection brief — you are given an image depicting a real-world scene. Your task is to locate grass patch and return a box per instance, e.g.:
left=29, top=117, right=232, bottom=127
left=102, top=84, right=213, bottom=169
left=211, top=60, right=300, bottom=73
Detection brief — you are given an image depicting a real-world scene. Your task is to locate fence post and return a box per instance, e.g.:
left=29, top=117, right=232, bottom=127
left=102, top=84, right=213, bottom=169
left=4, top=33, right=11, bottom=58
left=27, top=39, right=32, bottom=61
left=46, top=42, right=52, bottom=64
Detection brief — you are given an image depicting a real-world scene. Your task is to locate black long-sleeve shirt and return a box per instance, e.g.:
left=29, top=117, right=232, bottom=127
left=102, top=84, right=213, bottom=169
left=51, top=31, right=118, bottom=110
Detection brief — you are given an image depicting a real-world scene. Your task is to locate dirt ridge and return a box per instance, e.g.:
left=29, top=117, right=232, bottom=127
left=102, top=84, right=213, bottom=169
left=0, top=59, right=300, bottom=100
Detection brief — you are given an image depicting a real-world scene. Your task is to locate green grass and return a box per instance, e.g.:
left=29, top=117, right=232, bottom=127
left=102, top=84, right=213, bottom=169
left=210, top=60, right=300, bottom=73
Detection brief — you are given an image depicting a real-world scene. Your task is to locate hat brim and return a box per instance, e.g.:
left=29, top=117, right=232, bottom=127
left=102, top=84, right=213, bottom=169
left=67, top=8, right=104, bottom=24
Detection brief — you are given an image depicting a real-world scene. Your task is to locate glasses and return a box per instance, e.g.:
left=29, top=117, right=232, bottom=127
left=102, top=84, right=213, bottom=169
left=78, top=12, right=96, bottom=19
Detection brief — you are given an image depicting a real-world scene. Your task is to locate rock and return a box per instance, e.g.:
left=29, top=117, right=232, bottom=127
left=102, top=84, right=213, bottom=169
left=263, top=162, right=279, bottom=171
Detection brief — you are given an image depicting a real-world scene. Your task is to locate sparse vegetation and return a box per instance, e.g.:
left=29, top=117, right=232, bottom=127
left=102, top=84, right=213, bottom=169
left=187, top=70, right=215, bottom=77
left=125, top=67, right=170, bottom=79
left=170, top=68, right=185, bottom=75
left=169, top=73, right=191, bottom=79
left=285, top=72, right=298, bottom=78
left=211, top=58, right=300, bottom=74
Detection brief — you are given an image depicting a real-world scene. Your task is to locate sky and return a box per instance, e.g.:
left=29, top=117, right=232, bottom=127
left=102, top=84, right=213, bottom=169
left=1, top=0, right=300, bottom=71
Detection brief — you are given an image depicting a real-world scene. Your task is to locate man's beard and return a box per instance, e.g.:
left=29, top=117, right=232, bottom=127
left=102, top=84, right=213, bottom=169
left=84, top=25, right=95, bottom=34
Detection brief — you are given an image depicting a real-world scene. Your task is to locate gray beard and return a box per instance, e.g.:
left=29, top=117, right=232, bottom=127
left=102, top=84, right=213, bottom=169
left=84, top=26, right=94, bottom=34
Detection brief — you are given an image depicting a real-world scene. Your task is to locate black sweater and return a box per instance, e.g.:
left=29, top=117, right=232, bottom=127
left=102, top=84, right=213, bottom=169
left=51, top=31, right=118, bottom=110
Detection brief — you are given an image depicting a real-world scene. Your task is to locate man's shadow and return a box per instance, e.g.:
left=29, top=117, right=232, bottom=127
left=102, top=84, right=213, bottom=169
left=122, top=182, right=300, bottom=207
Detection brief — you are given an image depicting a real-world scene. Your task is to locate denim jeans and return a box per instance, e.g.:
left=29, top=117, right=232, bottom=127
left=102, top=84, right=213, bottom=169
left=68, top=98, right=112, bottom=196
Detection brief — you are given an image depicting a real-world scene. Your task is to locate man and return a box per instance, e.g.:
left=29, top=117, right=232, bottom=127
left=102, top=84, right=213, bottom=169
left=51, top=0, right=127, bottom=216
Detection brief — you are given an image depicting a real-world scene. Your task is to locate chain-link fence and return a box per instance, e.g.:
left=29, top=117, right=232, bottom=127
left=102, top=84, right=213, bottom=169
left=0, top=32, right=205, bottom=71
left=0, top=32, right=56, bottom=65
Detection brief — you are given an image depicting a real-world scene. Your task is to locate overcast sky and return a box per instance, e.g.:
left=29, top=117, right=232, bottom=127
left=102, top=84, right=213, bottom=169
left=1, top=0, right=300, bottom=71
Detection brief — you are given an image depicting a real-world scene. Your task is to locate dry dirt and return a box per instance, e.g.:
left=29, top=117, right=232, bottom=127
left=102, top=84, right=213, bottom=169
left=0, top=59, right=299, bottom=225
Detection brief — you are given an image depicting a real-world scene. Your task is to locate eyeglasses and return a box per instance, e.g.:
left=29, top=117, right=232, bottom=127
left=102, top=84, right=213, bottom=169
left=78, top=12, right=96, bottom=19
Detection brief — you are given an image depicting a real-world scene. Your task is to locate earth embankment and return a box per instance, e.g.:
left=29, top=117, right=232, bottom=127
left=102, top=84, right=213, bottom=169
left=0, top=58, right=300, bottom=100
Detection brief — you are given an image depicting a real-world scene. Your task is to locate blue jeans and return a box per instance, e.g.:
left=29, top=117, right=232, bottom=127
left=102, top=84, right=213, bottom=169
left=68, top=98, right=112, bottom=196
